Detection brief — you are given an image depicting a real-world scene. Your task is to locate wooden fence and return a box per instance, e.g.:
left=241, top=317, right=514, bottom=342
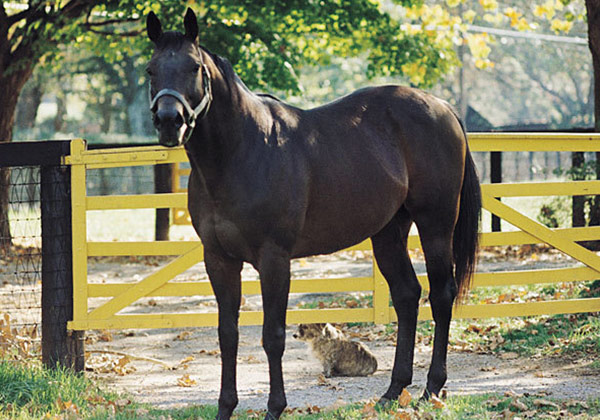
left=65, top=133, right=600, bottom=331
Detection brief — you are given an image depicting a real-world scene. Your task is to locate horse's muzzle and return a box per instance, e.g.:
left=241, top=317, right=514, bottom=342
left=153, top=108, right=185, bottom=147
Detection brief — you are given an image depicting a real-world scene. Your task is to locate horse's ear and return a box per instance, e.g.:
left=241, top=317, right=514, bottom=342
left=147, top=11, right=162, bottom=44
left=184, top=7, right=198, bottom=42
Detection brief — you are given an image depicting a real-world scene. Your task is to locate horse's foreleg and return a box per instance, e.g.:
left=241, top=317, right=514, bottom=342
left=418, top=230, right=456, bottom=399
left=372, top=212, right=421, bottom=404
left=205, top=251, right=243, bottom=420
left=257, top=243, right=291, bottom=420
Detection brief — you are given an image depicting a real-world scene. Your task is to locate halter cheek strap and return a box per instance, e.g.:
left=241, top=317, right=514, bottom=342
left=149, top=64, right=212, bottom=145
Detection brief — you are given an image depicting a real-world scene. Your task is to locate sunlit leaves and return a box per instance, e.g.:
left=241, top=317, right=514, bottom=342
left=479, top=0, right=499, bottom=12
left=504, top=8, right=534, bottom=31
left=465, top=33, right=495, bottom=69
left=446, top=0, right=463, bottom=8
left=550, top=18, right=574, bottom=33
left=532, top=0, right=581, bottom=32
left=3, top=0, right=590, bottom=96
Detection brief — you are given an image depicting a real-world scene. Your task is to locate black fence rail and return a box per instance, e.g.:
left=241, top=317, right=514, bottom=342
left=0, top=141, right=83, bottom=370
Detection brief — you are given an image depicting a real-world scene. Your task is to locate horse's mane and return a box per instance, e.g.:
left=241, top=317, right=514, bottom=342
left=199, top=46, right=283, bottom=103
left=156, top=31, right=187, bottom=50
left=256, top=93, right=282, bottom=102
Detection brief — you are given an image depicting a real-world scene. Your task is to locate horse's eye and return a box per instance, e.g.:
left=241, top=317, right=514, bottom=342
left=192, top=64, right=200, bottom=73
left=146, top=67, right=154, bottom=76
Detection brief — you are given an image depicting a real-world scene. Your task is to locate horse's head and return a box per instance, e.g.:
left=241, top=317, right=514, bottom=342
left=146, top=8, right=212, bottom=147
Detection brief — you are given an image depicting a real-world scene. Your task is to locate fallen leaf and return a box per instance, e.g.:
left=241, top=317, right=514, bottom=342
left=431, top=395, right=446, bottom=409
left=177, top=374, right=197, bottom=387
left=114, top=398, right=131, bottom=408
left=345, top=299, right=358, bottom=308
left=500, top=352, right=519, bottom=360
left=198, top=349, right=219, bottom=356
left=394, top=411, right=412, bottom=420
left=398, top=389, right=412, bottom=407
left=98, top=330, right=113, bottom=342
left=179, top=355, right=195, bottom=365
left=534, top=399, right=560, bottom=410
left=240, top=355, right=260, bottom=364
left=510, top=399, right=528, bottom=412
left=317, top=374, right=329, bottom=386
left=175, top=331, right=192, bottom=341
left=307, top=405, right=320, bottom=414
left=361, top=402, right=378, bottom=419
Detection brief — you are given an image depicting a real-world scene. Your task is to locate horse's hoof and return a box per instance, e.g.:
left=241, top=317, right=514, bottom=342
left=264, top=411, right=279, bottom=420
left=377, top=396, right=393, bottom=407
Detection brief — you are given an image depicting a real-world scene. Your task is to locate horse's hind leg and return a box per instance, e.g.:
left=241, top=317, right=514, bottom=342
left=372, top=208, right=422, bottom=403
left=205, top=251, right=243, bottom=420
left=257, top=243, right=292, bottom=419
left=414, top=213, right=457, bottom=398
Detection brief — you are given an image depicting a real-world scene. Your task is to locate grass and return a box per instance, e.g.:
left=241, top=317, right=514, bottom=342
left=0, top=359, right=219, bottom=419
left=1, top=359, right=599, bottom=419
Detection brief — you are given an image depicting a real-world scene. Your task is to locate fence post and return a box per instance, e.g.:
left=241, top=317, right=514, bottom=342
left=491, top=151, right=502, bottom=232
left=372, top=256, right=390, bottom=324
left=41, top=160, right=84, bottom=371
left=154, top=163, right=173, bottom=241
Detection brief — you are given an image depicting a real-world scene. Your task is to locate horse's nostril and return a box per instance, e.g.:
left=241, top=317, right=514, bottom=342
left=154, top=109, right=184, bottom=130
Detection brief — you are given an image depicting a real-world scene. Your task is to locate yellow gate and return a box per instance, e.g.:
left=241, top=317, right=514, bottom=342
left=65, top=134, right=600, bottom=331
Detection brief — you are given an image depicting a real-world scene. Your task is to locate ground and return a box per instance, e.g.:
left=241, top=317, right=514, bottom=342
left=79, top=249, right=600, bottom=410
left=85, top=324, right=600, bottom=411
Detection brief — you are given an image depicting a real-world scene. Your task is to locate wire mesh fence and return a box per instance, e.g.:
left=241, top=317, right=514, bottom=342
left=1, top=166, right=42, bottom=359
left=0, top=166, right=42, bottom=327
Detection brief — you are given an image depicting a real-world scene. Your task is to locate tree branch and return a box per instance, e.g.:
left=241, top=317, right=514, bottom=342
left=7, top=8, right=34, bottom=27
left=86, top=17, right=139, bottom=27
left=87, top=28, right=143, bottom=37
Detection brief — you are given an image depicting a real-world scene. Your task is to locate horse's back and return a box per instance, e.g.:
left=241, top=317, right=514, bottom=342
left=291, top=85, right=467, bottom=257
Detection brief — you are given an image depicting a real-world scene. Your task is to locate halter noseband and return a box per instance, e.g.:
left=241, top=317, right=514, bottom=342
left=150, top=63, right=212, bottom=145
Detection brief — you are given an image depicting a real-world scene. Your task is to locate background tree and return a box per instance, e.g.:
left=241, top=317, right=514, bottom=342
left=0, top=0, right=461, bottom=250
left=1, top=0, right=598, bottom=250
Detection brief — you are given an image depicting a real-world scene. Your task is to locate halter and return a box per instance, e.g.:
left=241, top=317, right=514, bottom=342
left=150, top=63, right=212, bottom=145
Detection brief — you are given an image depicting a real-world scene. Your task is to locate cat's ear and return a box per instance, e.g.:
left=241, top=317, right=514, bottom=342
left=322, top=323, right=336, bottom=338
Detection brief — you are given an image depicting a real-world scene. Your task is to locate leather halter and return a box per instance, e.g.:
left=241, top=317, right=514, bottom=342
left=150, top=63, right=212, bottom=145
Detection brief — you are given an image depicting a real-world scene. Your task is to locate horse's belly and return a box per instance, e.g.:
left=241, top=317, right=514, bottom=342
left=292, top=176, right=407, bottom=258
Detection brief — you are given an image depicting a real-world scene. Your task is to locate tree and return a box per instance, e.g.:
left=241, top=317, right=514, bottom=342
left=1, top=1, right=98, bottom=251
left=0, top=0, right=460, bottom=250
left=0, top=0, right=598, bottom=250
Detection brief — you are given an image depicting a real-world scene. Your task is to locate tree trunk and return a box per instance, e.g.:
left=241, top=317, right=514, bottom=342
left=0, top=66, right=34, bottom=253
left=587, top=0, right=600, bottom=130
left=572, top=151, right=586, bottom=227
left=586, top=0, right=600, bottom=231
left=16, top=77, right=44, bottom=131
left=54, top=89, right=67, bottom=133
left=154, top=164, right=173, bottom=241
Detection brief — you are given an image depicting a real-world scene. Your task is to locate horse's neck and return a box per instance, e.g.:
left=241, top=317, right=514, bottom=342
left=186, top=61, right=269, bottom=189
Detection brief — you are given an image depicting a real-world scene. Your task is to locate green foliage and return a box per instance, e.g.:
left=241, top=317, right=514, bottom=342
left=0, top=360, right=221, bottom=419
left=454, top=310, right=600, bottom=360
left=0, top=360, right=108, bottom=417
left=33, top=0, right=464, bottom=94
left=537, top=196, right=571, bottom=228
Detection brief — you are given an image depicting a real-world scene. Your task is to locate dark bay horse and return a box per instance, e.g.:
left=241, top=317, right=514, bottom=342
left=146, top=9, right=481, bottom=420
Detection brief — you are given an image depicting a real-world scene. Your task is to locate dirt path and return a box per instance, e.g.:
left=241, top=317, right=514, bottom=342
left=83, top=250, right=600, bottom=409
left=87, top=324, right=600, bottom=410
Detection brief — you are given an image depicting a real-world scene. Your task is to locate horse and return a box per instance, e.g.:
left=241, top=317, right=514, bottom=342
left=146, top=8, right=481, bottom=420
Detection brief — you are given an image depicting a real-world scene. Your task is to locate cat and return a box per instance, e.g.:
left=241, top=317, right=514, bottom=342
left=293, top=323, right=377, bottom=377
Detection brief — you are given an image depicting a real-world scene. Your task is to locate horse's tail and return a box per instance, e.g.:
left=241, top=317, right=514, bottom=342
left=452, top=120, right=482, bottom=303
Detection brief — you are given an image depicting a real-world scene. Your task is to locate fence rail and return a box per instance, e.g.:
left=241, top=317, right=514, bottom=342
left=62, top=134, right=600, bottom=331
